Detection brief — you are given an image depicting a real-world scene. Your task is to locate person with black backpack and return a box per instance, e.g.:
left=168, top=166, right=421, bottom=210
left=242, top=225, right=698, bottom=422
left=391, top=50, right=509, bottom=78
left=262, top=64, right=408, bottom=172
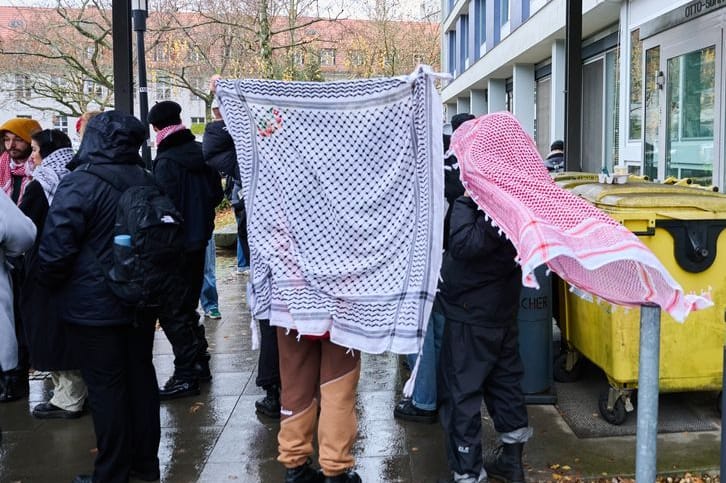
left=37, top=111, right=162, bottom=483
left=148, top=100, right=224, bottom=400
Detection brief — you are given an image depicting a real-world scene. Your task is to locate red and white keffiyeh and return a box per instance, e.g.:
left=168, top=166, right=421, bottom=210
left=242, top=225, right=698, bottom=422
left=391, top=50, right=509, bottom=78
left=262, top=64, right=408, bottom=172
left=0, top=151, right=33, bottom=204
left=451, top=112, right=712, bottom=322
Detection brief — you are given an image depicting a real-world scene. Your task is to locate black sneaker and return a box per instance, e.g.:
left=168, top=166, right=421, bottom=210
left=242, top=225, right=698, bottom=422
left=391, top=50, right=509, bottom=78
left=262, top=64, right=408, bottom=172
left=393, top=399, right=437, bottom=423
left=32, top=402, right=85, bottom=420
left=323, top=469, right=362, bottom=483
left=159, top=376, right=200, bottom=400
left=285, top=458, right=323, bottom=483
left=255, top=385, right=280, bottom=419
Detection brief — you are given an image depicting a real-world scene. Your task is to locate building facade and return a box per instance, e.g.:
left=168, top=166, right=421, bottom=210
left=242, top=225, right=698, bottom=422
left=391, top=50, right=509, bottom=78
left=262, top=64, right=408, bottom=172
left=442, top=0, right=725, bottom=187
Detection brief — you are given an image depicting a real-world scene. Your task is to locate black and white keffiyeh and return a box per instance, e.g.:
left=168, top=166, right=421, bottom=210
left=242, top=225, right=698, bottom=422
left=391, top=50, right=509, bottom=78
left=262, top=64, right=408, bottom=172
left=33, top=147, right=73, bottom=204
left=216, top=66, right=444, bottom=355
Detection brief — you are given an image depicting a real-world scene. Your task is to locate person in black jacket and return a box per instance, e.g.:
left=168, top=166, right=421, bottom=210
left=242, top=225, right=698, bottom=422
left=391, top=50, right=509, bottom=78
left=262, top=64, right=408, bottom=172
left=37, top=111, right=161, bottom=483
left=437, top=195, right=533, bottom=483
left=148, top=101, right=223, bottom=400
left=202, top=102, right=281, bottom=419
left=19, top=129, right=88, bottom=419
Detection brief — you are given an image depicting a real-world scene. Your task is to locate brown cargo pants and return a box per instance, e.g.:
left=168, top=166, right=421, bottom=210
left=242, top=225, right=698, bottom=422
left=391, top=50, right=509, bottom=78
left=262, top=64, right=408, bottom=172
left=276, top=328, right=361, bottom=477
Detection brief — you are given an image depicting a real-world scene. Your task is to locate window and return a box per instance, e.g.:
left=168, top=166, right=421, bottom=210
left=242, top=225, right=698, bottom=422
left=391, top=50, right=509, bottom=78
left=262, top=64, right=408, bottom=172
left=84, top=79, right=103, bottom=97
left=499, top=0, right=510, bottom=39
left=535, top=77, right=551, bottom=158
left=86, top=45, right=96, bottom=60
left=349, top=50, right=364, bottom=67
left=459, top=15, right=469, bottom=70
left=474, top=0, right=487, bottom=58
left=53, top=114, right=68, bottom=134
left=222, top=45, right=232, bottom=59
left=293, top=51, right=305, bottom=66
left=187, top=43, right=201, bottom=62
left=581, top=49, right=621, bottom=173
left=629, top=29, right=643, bottom=140
left=15, top=74, right=31, bottom=99
left=153, top=43, right=169, bottom=62
left=156, top=75, right=171, bottom=100
left=448, top=31, right=457, bottom=76
left=319, top=48, right=336, bottom=66
left=643, top=47, right=661, bottom=180
left=8, top=18, right=24, bottom=28
left=500, top=0, right=510, bottom=26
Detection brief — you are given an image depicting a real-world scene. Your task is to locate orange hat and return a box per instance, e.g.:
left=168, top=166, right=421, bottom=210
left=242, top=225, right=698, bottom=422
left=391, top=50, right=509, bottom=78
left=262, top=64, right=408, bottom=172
left=0, top=118, right=41, bottom=143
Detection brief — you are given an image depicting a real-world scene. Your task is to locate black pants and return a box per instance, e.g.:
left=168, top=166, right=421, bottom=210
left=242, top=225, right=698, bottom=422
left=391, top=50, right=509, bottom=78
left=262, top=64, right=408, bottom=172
left=438, top=319, right=528, bottom=478
left=255, top=319, right=280, bottom=389
left=235, top=205, right=250, bottom=264
left=67, top=322, right=160, bottom=483
left=157, top=248, right=208, bottom=379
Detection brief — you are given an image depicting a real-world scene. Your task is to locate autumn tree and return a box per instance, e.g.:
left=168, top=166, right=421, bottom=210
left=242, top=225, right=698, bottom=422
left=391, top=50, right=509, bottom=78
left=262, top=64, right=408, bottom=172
left=339, top=0, right=440, bottom=78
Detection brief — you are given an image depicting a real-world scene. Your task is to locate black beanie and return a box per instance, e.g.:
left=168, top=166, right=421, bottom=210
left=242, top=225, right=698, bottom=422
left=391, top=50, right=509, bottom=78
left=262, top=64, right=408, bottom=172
left=147, top=101, right=182, bottom=129
left=451, top=113, right=475, bottom=132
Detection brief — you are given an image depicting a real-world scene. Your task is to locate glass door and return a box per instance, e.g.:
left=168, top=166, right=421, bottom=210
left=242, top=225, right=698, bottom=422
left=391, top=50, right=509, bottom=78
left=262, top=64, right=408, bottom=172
left=661, top=34, right=721, bottom=185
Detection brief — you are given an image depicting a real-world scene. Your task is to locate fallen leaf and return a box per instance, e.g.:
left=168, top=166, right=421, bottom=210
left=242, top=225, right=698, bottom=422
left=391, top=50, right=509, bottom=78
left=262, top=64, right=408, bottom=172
left=550, top=464, right=561, bottom=470
left=562, top=465, right=571, bottom=471
left=552, top=474, right=562, bottom=480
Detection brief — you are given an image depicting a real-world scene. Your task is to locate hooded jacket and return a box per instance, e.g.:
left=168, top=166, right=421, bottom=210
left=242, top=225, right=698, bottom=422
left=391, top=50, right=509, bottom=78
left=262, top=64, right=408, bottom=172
left=437, top=196, right=522, bottom=326
left=202, top=120, right=239, bottom=180
left=37, top=111, right=151, bottom=327
left=153, top=129, right=223, bottom=252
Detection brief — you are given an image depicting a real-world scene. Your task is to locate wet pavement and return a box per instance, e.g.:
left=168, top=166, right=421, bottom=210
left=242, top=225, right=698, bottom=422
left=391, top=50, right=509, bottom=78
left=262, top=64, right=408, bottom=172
left=0, top=251, right=721, bottom=482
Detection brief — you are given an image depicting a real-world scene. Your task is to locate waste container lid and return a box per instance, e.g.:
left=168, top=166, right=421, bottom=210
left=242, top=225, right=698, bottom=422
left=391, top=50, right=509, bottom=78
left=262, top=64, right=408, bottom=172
left=569, top=182, right=726, bottom=213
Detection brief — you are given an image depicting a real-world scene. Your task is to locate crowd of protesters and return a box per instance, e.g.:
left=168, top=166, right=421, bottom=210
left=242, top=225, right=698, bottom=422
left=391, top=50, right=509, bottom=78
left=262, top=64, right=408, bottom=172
left=0, top=95, right=533, bottom=482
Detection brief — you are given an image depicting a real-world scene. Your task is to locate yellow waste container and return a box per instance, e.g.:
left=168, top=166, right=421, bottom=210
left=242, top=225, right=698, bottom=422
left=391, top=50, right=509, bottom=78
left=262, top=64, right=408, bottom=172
left=554, top=180, right=726, bottom=424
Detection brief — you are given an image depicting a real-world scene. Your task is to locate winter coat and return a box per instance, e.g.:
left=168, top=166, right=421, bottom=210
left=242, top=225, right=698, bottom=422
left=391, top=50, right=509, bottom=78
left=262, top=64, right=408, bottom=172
left=153, top=129, right=223, bottom=252
left=18, top=181, right=73, bottom=370
left=37, top=111, right=151, bottom=327
left=437, top=196, right=522, bottom=327
left=202, top=120, right=239, bottom=180
left=0, top=190, right=36, bottom=372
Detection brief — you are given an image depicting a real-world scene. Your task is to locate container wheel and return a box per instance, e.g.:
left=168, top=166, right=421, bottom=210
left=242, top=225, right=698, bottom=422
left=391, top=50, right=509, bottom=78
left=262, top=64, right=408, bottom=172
left=553, top=352, right=582, bottom=383
left=598, top=388, right=628, bottom=425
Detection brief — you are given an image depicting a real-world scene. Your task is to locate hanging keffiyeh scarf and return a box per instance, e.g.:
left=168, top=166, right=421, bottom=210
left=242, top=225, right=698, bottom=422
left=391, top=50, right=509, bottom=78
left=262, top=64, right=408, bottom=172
left=0, top=151, right=33, bottom=204
left=216, top=66, right=444, bottom=355
left=32, top=147, right=73, bottom=205
left=451, top=112, right=712, bottom=322
left=155, top=123, right=187, bottom=146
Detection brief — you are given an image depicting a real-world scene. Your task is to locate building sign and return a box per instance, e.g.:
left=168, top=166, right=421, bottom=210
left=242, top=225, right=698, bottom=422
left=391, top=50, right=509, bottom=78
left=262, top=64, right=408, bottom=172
left=641, top=0, right=726, bottom=39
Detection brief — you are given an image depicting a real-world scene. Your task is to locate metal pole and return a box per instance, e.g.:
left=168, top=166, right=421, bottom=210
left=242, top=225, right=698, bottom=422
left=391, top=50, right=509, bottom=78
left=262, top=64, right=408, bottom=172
left=564, top=0, right=582, bottom=171
left=132, top=8, right=151, bottom=169
left=112, top=0, right=133, bottom=114
left=635, top=303, right=661, bottom=482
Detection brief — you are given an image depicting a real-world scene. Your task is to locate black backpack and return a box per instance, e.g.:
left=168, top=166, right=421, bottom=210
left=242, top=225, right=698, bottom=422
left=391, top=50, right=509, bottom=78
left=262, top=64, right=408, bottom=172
left=81, top=164, right=185, bottom=309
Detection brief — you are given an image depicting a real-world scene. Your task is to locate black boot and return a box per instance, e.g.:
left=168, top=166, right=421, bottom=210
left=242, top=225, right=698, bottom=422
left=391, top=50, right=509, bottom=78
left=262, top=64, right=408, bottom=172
left=285, top=458, right=323, bottom=483
left=323, top=469, right=362, bottom=483
left=255, top=384, right=280, bottom=418
left=484, top=443, right=525, bottom=483
left=0, top=369, right=29, bottom=403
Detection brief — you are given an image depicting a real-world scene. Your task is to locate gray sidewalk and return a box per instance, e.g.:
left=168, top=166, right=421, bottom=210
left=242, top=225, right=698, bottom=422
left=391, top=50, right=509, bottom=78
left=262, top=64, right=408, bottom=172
left=0, top=252, right=721, bottom=482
